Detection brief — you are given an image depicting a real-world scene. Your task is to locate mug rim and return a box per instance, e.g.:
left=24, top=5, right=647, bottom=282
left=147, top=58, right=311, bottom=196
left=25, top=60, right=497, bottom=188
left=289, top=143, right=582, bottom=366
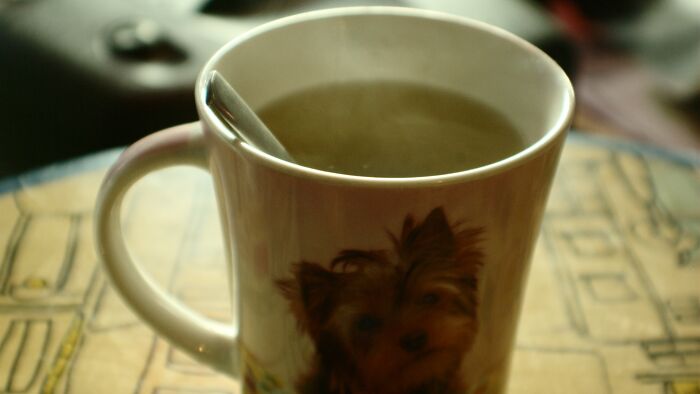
left=195, top=6, right=575, bottom=187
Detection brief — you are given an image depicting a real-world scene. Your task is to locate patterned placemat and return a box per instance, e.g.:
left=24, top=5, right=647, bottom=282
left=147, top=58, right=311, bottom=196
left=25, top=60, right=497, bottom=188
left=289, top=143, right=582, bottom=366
left=0, top=134, right=698, bottom=393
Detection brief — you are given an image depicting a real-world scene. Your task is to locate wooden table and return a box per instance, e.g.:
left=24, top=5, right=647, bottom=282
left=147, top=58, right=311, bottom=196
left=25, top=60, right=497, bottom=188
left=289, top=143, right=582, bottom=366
left=0, top=133, right=698, bottom=394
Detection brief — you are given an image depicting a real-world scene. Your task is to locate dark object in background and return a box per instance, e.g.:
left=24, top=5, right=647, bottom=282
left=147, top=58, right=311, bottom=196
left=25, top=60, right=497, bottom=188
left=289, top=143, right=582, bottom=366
left=549, top=0, right=657, bottom=21
left=536, top=0, right=700, bottom=106
left=0, top=0, right=576, bottom=177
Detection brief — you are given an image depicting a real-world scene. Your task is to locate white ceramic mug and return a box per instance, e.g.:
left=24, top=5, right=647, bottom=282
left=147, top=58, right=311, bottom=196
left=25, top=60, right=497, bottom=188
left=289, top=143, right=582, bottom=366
left=95, top=7, right=573, bottom=394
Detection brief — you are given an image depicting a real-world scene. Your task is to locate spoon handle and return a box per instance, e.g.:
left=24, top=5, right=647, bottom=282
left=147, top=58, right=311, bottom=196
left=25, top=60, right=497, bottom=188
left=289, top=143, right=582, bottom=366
left=205, top=70, right=294, bottom=162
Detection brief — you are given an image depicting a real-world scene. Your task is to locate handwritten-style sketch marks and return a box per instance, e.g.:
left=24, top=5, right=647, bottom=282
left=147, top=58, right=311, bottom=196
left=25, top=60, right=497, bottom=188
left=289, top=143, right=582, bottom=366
left=0, top=319, right=50, bottom=392
left=0, top=141, right=697, bottom=393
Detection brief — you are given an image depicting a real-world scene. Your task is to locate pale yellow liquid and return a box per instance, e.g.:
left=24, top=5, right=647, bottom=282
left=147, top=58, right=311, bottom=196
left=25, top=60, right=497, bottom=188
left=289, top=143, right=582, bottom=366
left=258, top=81, right=526, bottom=177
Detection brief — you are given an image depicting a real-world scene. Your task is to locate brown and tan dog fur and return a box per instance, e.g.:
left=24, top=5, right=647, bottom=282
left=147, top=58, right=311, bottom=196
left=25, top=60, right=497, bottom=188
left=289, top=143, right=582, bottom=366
left=277, top=207, right=484, bottom=394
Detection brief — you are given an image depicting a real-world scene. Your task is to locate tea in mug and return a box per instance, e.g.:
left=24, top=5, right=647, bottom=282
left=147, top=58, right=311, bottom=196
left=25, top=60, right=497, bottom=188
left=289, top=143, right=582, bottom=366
left=258, top=81, right=526, bottom=177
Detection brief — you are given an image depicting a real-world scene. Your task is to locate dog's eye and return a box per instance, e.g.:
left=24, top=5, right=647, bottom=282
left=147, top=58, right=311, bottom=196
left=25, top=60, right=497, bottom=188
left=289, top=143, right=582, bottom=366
left=420, top=293, right=440, bottom=305
left=355, top=315, right=381, bottom=332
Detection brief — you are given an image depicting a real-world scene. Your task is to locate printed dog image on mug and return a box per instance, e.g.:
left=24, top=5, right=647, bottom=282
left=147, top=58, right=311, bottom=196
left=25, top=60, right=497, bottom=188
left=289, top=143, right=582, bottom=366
left=276, top=207, right=484, bottom=394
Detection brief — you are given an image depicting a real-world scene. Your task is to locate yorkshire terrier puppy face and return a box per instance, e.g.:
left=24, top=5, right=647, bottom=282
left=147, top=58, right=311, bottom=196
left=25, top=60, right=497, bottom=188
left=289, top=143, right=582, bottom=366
left=278, top=208, right=483, bottom=394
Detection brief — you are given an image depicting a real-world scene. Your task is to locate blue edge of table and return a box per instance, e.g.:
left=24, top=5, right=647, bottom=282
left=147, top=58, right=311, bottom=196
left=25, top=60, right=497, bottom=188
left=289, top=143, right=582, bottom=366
left=1, top=131, right=698, bottom=196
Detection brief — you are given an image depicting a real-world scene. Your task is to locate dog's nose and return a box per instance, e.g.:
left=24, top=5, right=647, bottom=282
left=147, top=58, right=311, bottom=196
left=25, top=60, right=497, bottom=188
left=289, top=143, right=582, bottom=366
left=400, top=331, right=427, bottom=352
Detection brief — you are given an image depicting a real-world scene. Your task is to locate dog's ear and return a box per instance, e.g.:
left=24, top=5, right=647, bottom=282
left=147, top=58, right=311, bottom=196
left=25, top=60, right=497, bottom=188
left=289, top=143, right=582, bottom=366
left=453, top=226, right=484, bottom=276
left=417, top=207, right=454, bottom=246
left=398, top=207, right=455, bottom=264
left=277, top=262, right=339, bottom=337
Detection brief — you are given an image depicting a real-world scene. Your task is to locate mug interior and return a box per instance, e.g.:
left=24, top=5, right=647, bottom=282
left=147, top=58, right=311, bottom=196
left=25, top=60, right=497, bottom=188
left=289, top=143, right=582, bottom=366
left=199, top=7, right=573, bottom=177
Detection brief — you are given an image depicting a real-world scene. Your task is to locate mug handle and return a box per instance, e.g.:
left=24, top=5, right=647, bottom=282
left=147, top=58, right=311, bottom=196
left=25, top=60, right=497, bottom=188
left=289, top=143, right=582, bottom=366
left=94, top=121, right=238, bottom=375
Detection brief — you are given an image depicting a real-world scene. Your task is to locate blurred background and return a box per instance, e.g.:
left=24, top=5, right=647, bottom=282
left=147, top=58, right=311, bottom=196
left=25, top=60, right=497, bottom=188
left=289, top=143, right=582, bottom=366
left=1, top=0, right=699, bottom=177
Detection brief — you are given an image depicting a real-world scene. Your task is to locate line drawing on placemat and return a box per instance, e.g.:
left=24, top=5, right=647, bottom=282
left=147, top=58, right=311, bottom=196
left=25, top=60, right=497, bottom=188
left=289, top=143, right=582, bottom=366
left=0, top=139, right=698, bottom=393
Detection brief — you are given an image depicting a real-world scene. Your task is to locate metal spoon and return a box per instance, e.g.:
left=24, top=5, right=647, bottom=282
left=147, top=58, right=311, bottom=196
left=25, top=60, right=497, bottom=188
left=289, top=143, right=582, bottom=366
left=205, top=70, right=294, bottom=162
